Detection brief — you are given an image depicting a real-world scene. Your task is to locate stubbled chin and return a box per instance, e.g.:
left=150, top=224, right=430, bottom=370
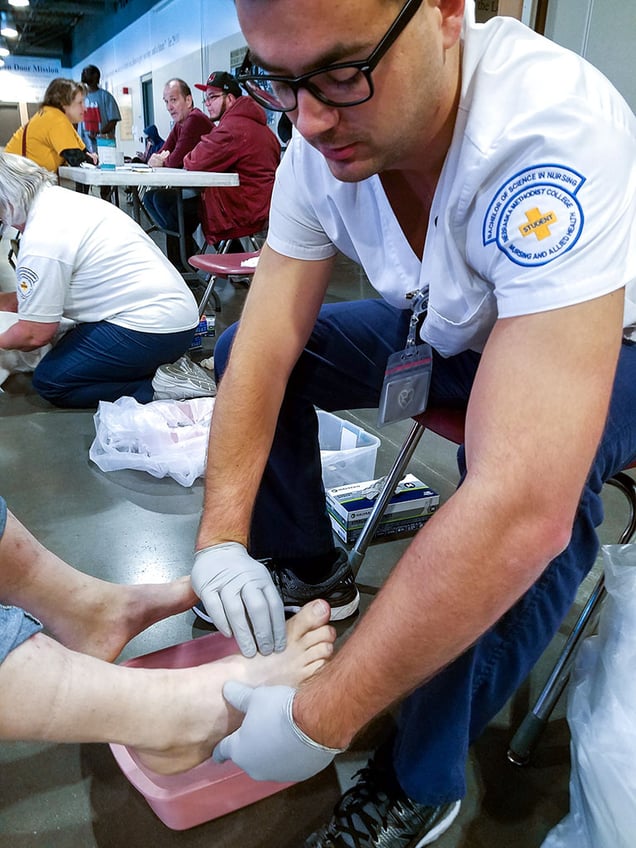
left=324, top=157, right=378, bottom=184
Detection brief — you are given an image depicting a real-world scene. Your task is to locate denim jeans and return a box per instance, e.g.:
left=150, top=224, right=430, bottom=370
left=142, top=189, right=199, bottom=234
left=0, top=497, right=43, bottom=664
left=214, top=300, right=636, bottom=804
left=32, top=321, right=196, bottom=408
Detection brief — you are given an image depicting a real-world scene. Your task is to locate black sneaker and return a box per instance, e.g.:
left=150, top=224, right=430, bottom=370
left=267, top=548, right=359, bottom=621
left=193, top=548, right=359, bottom=624
left=304, top=755, right=460, bottom=848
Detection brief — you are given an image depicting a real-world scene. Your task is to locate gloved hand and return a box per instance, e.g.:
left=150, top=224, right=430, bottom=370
left=191, top=542, right=286, bottom=657
left=213, top=682, right=344, bottom=782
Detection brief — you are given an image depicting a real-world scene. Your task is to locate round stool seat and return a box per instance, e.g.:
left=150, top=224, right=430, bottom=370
left=188, top=250, right=260, bottom=276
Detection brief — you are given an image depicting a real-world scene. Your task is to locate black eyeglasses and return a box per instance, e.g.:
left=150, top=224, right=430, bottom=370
left=204, top=92, right=226, bottom=103
left=237, top=0, right=423, bottom=112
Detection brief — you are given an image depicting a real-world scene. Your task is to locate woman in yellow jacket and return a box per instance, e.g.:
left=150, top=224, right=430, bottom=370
left=6, top=78, right=98, bottom=171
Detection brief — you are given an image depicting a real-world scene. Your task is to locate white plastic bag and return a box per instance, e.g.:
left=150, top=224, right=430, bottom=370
left=541, top=544, right=636, bottom=848
left=89, top=395, right=214, bottom=487
left=0, top=312, right=50, bottom=385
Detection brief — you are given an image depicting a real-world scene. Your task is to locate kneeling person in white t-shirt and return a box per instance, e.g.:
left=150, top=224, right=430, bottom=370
left=0, top=153, right=213, bottom=408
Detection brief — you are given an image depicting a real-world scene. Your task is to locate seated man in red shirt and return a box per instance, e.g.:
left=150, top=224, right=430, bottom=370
left=184, top=71, right=281, bottom=248
left=142, top=78, right=213, bottom=241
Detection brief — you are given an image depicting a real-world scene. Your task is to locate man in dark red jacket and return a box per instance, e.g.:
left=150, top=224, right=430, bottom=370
left=142, top=78, right=213, bottom=234
left=185, top=71, right=281, bottom=245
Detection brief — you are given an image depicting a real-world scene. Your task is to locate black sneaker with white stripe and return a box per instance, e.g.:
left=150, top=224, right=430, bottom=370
left=193, top=548, right=359, bottom=624
left=304, top=754, right=461, bottom=848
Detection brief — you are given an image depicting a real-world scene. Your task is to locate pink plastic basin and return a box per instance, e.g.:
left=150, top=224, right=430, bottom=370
left=109, top=632, right=293, bottom=830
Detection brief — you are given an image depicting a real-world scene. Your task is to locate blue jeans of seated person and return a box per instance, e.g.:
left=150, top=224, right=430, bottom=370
left=142, top=188, right=200, bottom=234
left=214, top=298, right=636, bottom=806
left=32, top=321, right=196, bottom=409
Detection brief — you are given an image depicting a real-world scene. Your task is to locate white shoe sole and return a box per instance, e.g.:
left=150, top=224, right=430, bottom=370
left=415, top=801, right=461, bottom=847
left=152, top=386, right=215, bottom=400
left=194, top=590, right=360, bottom=625
left=283, top=590, right=360, bottom=621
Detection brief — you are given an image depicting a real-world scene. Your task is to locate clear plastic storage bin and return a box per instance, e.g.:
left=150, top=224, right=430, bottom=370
left=318, top=410, right=380, bottom=489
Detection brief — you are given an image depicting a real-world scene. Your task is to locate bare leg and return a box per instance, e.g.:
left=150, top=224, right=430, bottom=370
left=0, top=509, right=196, bottom=661
left=0, top=600, right=334, bottom=775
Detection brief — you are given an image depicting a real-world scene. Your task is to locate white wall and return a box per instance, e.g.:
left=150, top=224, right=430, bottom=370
left=545, top=0, right=636, bottom=111
left=71, top=0, right=243, bottom=158
left=0, top=0, right=243, bottom=158
left=584, top=0, right=636, bottom=112
left=1, top=0, right=633, bottom=155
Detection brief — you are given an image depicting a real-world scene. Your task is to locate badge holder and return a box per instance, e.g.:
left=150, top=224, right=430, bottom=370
left=378, top=289, right=432, bottom=427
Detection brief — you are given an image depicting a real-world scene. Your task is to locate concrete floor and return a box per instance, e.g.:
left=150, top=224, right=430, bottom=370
left=0, top=214, right=633, bottom=847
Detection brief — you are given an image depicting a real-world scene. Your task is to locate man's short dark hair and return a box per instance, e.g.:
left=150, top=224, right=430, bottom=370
left=81, top=65, right=100, bottom=85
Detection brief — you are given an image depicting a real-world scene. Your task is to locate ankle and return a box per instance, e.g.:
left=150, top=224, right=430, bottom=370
left=277, top=549, right=342, bottom=583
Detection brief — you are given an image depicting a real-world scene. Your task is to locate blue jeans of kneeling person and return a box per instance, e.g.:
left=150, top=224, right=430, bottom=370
left=32, top=321, right=196, bottom=408
left=213, top=298, right=636, bottom=806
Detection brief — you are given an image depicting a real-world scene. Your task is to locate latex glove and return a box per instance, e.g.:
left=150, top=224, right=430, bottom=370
left=213, top=682, right=343, bottom=782
left=191, top=542, right=286, bottom=657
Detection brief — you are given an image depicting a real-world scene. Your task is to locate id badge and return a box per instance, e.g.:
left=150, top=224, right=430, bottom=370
left=377, top=342, right=432, bottom=426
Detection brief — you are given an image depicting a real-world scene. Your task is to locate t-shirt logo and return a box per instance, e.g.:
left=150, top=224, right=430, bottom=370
left=83, top=104, right=101, bottom=135
left=17, top=266, right=38, bottom=298
left=483, top=164, right=585, bottom=267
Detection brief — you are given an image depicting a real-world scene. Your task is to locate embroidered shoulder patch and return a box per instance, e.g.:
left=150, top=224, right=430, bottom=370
left=482, top=164, right=585, bottom=267
left=16, top=267, right=39, bottom=299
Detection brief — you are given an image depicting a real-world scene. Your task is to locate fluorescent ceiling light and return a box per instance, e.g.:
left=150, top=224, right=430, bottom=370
left=9, top=1, right=30, bottom=8
left=0, top=12, right=18, bottom=38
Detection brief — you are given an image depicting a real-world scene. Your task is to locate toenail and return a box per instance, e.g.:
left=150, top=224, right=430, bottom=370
left=314, top=599, right=329, bottom=616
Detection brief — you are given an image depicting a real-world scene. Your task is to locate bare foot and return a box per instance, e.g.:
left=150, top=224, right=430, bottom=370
left=1, top=510, right=197, bottom=662
left=50, top=576, right=197, bottom=662
left=134, top=599, right=335, bottom=774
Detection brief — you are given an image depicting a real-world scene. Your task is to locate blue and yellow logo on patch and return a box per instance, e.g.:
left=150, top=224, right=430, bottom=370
left=483, top=164, right=585, bottom=267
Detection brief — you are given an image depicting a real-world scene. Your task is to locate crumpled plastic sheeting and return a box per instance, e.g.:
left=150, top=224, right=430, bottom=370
left=0, top=312, right=49, bottom=385
left=89, top=395, right=215, bottom=487
left=541, top=544, right=636, bottom=848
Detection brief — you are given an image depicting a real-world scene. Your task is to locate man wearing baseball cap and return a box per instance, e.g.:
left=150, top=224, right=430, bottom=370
left=195, top=70, right=241, bottom=100
left=184, top=69, right=281, bottom=246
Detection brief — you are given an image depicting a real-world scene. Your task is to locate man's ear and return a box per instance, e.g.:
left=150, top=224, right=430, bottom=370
left=438, top=0, right=465, bottom=48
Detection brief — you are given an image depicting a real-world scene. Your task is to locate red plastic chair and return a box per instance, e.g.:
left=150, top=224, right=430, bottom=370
left=188, top=249, right=261, bottom=315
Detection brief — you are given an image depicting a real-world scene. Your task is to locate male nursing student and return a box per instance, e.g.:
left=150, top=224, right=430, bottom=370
left=187, top=1, right=636, bottom=846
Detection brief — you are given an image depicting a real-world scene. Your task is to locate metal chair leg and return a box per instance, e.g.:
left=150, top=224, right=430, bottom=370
left=348, top=420, right=426, bottom=594
left=507, top=575, right=606, bottom=765
left=196, top=274, right=221, bottom=315
left=507, top=466, right=636, bottom=765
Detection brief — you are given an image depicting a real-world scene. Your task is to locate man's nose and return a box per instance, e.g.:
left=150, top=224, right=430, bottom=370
left=292, top=88, right=339, bottom=140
